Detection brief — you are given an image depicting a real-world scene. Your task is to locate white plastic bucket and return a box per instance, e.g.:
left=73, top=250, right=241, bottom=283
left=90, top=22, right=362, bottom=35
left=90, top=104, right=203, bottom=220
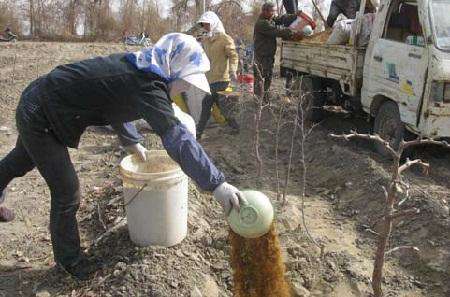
left=119, top=150, right=188, bottom=247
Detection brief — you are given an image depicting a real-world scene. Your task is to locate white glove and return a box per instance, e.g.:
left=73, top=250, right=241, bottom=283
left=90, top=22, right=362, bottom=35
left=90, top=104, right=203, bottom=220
left=213, top=182, right=241, bottom=216
left=125, top=143, right=148, bottom=162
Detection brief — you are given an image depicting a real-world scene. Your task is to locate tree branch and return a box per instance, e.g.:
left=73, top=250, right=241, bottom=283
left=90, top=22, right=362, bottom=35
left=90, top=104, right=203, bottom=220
left=386, top=246, right=419, bottom=255
left=398, top=158, right=429, bottom=175
left=91, top=217, right=127, bottom=248
left=400, top=138, right=450, bottom=150
left=329, top=131, right=398, bottom=158
left=311, top=0, right=328, bottom=27
left=387, top=208, right=420, bottom=220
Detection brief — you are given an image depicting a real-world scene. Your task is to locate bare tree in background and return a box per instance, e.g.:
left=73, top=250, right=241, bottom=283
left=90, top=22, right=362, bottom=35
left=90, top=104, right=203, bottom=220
left=120, top=0, right=138, bottom=35
left=0, top=0, right=22, bottom=33
left=171, top=0, right=189, bottom=31
left=194, top=0, right=204, bottom=17
left=28, top=0, right=35, bottom=36
left=1, top=0, right=263, bottom=40
left=140, top=0, right=170, bottom=40
left=66, top=0, right=80, bottom=35
left=213, top=0, right=253, bottom=40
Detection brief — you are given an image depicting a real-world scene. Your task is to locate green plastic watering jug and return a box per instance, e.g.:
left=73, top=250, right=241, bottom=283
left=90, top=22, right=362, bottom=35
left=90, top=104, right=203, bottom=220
left=227, top=190, right=274, bottom=238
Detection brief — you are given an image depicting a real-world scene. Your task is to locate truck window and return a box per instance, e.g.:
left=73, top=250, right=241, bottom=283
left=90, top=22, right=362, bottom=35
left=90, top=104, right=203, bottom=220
left=383, top=0, right=424, bottom=46
left=431, top=0, right=450, bottom=50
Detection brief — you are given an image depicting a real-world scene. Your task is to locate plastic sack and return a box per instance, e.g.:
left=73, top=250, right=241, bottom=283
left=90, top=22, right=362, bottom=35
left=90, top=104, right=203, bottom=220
left=289, top=12, right=316, bottom=33
left=326, top=19, right=354, bottom=45
left=349, top=13, right=375, bottom=46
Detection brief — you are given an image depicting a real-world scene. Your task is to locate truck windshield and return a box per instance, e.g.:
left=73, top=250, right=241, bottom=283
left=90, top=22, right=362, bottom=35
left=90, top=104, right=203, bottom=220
left=431, top=0, right=450, bottom=50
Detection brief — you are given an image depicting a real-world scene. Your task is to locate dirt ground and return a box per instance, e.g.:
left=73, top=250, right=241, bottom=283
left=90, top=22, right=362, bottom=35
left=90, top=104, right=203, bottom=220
left=0, top=42, right=449, bottom=297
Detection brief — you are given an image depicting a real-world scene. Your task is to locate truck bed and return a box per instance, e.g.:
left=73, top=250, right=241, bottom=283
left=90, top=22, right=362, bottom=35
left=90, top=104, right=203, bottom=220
left=280, top=40, right=366, bottom=96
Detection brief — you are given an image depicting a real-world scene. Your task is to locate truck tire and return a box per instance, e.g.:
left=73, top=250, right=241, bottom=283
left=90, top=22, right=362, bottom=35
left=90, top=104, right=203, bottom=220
left=373, top=101, right=404, bottom=157
left=293, top=76, right=325, bottom=123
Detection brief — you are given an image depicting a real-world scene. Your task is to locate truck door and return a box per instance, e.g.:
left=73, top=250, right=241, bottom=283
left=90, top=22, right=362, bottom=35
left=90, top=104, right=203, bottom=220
left=366, top=0, right=428, bottom=127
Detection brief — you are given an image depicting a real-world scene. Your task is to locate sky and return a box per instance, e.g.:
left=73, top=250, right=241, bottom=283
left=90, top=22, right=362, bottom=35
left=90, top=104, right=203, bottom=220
left=113, top=0, right=331, bottom=19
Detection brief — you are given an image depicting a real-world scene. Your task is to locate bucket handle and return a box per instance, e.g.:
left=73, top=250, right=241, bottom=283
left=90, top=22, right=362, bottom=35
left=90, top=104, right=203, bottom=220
left=237, top=192, right=249, bottom=207
left=234, top=192, right=249, bottom=213
left=123, top=183, right=148, bottom=208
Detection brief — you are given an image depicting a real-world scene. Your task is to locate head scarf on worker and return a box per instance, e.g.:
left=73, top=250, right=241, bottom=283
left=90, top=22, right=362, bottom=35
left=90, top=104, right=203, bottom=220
left=125, top=33, right=211, bottom=93
left=197, top=11, right=226, bottom=36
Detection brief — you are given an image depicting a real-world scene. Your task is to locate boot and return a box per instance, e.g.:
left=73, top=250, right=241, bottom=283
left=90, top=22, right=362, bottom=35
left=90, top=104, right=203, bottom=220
left=227, top=118, right=240, bottom=134
left=58, top=253, right=102, bottom=281
left=0, top=189, right=14, bottom=222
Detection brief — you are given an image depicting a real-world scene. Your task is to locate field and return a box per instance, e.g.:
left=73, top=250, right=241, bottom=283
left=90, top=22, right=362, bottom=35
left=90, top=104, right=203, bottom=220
left=0, top=42, right=449, bottom=297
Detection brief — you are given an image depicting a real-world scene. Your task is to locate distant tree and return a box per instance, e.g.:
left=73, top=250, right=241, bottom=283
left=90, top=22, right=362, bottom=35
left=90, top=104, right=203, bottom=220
left=139, top=0, right=170, bottom=40
left=66, top=0, right=80, bottom=35
left=0, top=0, right=22, bottom=34
left=120, top=0, right=139, bottom=35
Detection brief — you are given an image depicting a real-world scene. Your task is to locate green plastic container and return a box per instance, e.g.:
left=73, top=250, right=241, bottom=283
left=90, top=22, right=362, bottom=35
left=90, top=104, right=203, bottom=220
left=227, top=190, right=274, bottom=238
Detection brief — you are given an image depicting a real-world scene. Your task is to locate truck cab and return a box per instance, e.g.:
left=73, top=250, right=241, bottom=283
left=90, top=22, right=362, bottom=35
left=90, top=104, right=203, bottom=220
left=362, top=0, right=450, bottom=144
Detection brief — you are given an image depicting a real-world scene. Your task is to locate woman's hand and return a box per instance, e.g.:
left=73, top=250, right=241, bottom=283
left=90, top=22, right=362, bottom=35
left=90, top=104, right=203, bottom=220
left=213, top=182, right=241, bottom=216
left=125, top=143, right=148, bottom=162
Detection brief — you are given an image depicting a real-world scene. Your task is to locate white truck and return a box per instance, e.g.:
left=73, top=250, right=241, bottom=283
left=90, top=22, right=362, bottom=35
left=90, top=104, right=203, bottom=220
left=280, top=0, right=450, bottom=153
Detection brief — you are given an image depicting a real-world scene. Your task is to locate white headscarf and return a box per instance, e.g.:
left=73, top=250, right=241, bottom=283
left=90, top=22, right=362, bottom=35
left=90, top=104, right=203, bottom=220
left=197, top=11, right=226, bottom=35
left=125, top=33, right=211, bottom=93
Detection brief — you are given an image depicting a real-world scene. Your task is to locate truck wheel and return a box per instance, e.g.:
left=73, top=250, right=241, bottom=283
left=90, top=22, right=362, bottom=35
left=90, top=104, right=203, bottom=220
left=373, top=101, right=404, bottom=157
left=293, top=76, right=325, bottom=123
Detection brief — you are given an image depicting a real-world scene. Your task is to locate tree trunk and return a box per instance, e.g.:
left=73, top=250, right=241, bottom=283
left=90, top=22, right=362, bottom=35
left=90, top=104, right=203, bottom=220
left=372, top=164, right=400, bottom=297
left=29, top=0, right=34, bottom=36
left=67, top=0, right=78, bottom=35
left=371, top=203, right=394, bottom=297
left=195, top=0, right=205, bottom=17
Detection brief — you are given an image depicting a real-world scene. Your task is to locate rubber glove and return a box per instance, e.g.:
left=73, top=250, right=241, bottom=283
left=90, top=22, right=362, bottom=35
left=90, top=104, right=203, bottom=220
left=125, top=143, right=148, bottom=162
left=213, top=182, right=241, bottom=216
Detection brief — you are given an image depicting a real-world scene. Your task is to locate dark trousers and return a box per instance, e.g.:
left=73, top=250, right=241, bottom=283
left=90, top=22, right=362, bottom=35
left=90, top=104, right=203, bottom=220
left=197, top=81, right=238, bottom=136
left=0, top=89, right=81, bottom=266
left=285, top=71, right=295, bottom=95
left=253, top=56, right=274, bottom=100
left=283, top=0, right=298, bottom=14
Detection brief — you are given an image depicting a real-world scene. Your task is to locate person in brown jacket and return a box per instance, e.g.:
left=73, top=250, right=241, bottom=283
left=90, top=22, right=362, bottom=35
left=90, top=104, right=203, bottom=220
left=193, top=11, right=240, bottom=139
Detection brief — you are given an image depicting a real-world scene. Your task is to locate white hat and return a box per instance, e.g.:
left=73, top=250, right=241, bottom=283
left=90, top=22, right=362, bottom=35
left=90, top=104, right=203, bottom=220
left=182, top=73, right=211, bottom=94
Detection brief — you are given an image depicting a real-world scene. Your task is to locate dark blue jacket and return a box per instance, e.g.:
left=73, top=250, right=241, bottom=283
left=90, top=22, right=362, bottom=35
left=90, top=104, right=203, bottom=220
left=32, top=53, right=225, bottom=191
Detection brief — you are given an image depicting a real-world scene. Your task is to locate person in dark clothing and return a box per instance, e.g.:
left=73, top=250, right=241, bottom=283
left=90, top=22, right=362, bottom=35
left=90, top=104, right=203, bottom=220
left=326, top=0, right=376, bottom=28
left=0, top=33, right=242, bottom=280
left=283, top=0, right=298, bottom=14
left=253, top=2, right=302, bottom=100
left=327, top=0, right=360, bottom=27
